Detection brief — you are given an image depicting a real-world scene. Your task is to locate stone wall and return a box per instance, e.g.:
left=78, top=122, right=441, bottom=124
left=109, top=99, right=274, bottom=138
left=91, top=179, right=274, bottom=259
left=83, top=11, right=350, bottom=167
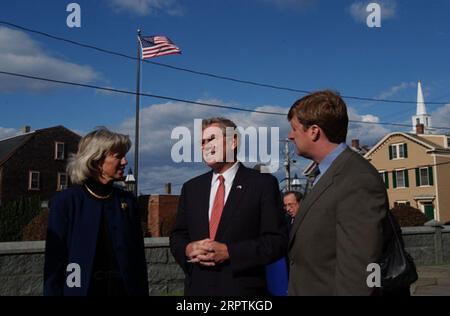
left=403, top=225, right=450, bottom=266
left=0, top=227, right=449, bottom=296
left=0, top=238, right=184, bottom=296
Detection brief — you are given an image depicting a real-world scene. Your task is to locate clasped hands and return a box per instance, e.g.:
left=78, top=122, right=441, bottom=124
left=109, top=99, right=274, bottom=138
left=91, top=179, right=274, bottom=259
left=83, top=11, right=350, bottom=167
left=185, top=238, right=229, bottom=266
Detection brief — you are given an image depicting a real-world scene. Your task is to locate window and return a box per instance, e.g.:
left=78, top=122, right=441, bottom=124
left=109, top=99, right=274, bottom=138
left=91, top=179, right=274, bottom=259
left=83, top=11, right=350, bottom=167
left=55, top=142, right=65, bottom=160
left=57, top=173, right=68, bottom=191
left=392, top=145, right=397, bottom=158
left=393, top=169, right=409, bottom=188
left=389, top=143, right=408, bottom=160
left=415, top=166, right=434, bottom=186
left=394, top=201, right=410, bottom=207
left=29, top=171, right=40, bottom=190
left=420, top=168, right=429, bottom=186
left=396, top=170, right=405, bottom=187
left=447, top=137, right=450, bottom=148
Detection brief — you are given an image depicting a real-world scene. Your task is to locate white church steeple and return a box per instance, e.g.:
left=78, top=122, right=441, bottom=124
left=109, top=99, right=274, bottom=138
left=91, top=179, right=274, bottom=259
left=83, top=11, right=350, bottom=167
left=412, top=81, right=432, bottom=134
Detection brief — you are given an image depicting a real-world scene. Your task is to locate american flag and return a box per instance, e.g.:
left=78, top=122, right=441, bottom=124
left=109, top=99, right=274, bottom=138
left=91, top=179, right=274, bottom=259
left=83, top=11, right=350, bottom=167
left=138, top=35, right=182, bottom=59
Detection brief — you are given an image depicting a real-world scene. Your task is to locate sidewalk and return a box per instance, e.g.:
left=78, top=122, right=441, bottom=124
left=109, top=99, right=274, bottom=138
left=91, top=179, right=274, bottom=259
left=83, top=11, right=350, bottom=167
left=411, top=265, right=450, bottom=296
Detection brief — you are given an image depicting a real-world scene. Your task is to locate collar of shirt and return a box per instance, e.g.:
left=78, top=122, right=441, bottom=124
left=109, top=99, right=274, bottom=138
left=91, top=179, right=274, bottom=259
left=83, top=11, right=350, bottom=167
left=314, top=143, right=347, bottom=185
left=208, top=162, right=240, bottom=219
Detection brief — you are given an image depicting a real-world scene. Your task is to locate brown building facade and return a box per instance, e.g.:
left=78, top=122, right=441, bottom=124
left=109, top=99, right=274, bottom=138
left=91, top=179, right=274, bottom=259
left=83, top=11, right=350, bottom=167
left=0, top=126, right=80, bottom=206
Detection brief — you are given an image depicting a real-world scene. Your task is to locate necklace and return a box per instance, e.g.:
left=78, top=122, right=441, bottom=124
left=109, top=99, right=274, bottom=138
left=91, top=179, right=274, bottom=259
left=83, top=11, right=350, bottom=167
left=84, top=184, right=112, bottom=199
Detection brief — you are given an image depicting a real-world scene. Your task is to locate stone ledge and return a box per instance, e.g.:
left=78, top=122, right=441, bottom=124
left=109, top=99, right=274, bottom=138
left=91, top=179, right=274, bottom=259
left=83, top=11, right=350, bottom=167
left=0, top=238, right=170, bottom=255
left=144, top=237, right=169, bottom=247
left=401, top=227, right=439, bottom=235
left=0, top=241, right=45, bottom=255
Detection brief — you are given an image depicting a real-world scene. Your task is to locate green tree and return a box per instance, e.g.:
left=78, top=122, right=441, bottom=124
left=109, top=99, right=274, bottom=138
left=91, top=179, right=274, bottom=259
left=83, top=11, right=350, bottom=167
left=0, top=196, right=42, bottom=242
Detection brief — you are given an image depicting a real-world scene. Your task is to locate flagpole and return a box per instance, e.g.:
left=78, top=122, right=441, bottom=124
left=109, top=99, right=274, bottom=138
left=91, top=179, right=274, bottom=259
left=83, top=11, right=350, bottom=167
left=134, top=28, right=141, bottom=197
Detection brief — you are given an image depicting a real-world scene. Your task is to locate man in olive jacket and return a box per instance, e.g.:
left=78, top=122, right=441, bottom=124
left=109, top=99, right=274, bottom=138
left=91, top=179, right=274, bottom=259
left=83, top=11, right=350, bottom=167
left=287, top=91, right=389, bottom=296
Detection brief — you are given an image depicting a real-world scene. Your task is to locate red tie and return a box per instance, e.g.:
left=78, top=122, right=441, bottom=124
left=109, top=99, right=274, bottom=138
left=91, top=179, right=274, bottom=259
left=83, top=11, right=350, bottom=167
left=209, top=175, right=225, bottom=240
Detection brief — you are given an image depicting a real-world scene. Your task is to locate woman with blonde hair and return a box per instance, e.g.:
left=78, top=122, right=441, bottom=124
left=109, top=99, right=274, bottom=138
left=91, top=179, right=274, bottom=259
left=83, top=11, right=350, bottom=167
left=44, top=127, right=148, bottom=296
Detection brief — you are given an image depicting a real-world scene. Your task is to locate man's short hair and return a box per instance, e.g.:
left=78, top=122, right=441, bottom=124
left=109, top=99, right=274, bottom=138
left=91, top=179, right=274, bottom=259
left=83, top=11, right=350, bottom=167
left=202, top=117, right=237, bottom=138
left=287, top=90, right=349, bottom=144
left=283, top=190, right=303, bottom=202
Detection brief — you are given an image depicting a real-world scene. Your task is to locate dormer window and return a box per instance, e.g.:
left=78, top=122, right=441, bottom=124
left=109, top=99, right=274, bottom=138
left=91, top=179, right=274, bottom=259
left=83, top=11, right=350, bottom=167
left=389, top=143, right=408, bottom=160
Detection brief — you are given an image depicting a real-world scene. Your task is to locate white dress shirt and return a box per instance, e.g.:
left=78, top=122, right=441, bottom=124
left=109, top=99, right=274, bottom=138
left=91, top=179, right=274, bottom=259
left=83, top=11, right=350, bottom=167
left=208, top=162, right=240, bottom=220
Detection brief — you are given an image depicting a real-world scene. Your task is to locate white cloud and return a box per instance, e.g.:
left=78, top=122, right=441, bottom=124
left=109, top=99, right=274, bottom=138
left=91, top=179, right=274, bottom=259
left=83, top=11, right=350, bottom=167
left=0, top=127, right=19, bottom=140
left=377, top=82, right=415, bottom=100
left=349, top=0, right=397, bottom=23
left=138, top=164, right=207, bottom=195
left=431, top=104, right=450, bottom=134
left=347, top=107, right=391, bottom=146
left=107, top=0, right=184, bottom=16
left=0, top=27, right=99, bottom=92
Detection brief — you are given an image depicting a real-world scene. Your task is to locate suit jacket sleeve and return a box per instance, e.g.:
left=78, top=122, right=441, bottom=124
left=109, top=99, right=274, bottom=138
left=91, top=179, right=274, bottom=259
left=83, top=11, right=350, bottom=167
left=43, top=193, right=70, bottom=296
left=169, top=184, right=192, bottom=274
left=335, top=172, right=387, bottom=295
left=227, top=175, right=288, bottom=273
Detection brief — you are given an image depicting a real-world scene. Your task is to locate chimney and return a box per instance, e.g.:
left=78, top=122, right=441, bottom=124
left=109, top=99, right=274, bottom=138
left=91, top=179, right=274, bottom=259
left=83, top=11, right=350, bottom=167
left=165, top=183, right=172, bottom=195
left=351, top=139, right=360, bottom=150
left=21, top=126, right=31, bottom=134
left=416, top=123, right=424, bottom=135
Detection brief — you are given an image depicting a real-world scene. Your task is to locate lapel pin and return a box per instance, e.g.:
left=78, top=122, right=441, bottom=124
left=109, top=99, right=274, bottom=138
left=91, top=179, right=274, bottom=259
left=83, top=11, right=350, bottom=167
left=236, top=185, right=242, bottom=189
left=121, top=202, right=128, bottom=211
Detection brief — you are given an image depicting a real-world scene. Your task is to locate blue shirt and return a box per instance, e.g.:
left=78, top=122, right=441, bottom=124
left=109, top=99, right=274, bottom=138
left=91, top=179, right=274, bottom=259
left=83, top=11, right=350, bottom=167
left=313, top=143, right=347, bottom=186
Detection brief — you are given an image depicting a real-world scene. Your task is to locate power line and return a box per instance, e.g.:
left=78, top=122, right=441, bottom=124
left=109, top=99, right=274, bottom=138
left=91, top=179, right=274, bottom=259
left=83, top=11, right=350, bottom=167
left=0, top=70, right=285, bottom=115
left=2, top=69, right=450, bottom=131
left=2, top=20, right=450, bottom=106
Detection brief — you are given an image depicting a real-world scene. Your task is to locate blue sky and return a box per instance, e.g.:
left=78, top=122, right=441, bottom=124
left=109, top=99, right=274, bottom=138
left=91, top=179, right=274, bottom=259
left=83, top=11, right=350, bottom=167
left=1, top=0, right=450, bottom=194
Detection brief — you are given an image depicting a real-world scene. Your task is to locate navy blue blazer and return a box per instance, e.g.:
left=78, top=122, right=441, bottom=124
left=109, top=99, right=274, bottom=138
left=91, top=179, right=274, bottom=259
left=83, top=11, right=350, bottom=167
left=43, top=185, right=148, bottom=296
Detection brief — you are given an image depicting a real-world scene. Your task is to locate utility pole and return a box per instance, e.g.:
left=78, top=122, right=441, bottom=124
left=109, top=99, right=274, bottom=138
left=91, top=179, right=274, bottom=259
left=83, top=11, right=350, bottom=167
left=134, top=29, right=141, bottom=197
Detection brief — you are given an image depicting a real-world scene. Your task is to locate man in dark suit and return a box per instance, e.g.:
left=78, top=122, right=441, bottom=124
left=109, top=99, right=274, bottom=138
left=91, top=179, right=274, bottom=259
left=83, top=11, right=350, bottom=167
left=170, top=117, right=288, bottom=296
left=283, top=191, right=302, bottom=234
left=287, top=91, right=389, bottom=296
